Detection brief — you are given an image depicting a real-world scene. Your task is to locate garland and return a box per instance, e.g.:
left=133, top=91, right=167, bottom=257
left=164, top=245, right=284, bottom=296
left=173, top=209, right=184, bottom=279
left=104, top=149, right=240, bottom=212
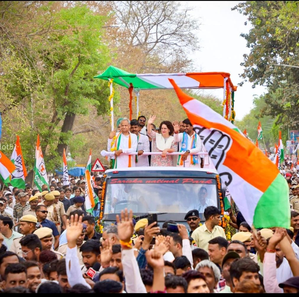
left=216, top=174, right=225, bottom=228
left=97, top=177, right=106, bottom=234
left=108, top=79, right=115, bottom=127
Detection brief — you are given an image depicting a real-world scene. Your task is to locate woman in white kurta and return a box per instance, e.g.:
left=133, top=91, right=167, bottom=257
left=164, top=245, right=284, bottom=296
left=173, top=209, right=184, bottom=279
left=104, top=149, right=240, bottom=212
left=147, top=115, right=177, bottom=166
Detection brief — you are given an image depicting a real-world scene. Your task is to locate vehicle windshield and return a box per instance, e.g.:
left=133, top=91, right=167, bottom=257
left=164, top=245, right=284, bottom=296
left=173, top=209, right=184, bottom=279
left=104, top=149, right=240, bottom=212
left=104, top=177, right=218, bottom=215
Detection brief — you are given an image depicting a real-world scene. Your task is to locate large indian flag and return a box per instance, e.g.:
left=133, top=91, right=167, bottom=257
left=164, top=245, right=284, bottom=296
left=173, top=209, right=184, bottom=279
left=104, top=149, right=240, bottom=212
left=169, top=78, right=290, bottom=228
left=9, top=135, right=27, bottom=189
left=33, top=134, right=49, bottom=191
left=85, top=149, right=99, bottom=214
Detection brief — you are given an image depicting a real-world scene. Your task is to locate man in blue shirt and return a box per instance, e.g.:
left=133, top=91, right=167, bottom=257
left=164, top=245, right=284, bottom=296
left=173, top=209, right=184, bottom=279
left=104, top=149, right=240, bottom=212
left=35, top=204, right=60, bottom=250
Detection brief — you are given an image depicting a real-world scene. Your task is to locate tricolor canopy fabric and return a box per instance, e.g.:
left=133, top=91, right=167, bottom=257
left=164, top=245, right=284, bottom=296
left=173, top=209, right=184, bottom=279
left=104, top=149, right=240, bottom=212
left=94, top=65, right=237, bottom=91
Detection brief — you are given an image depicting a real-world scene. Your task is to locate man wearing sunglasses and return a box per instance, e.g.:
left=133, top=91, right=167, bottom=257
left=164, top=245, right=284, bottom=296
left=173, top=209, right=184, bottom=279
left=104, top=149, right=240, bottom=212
left=35, top=204, right=60, bottom=250
left=184, top=209, right=201, bottom=238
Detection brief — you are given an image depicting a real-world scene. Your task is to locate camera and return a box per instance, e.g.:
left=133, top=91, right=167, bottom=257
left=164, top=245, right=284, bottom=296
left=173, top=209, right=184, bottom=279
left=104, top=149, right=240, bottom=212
left=167, top=223, right=179, bottom=233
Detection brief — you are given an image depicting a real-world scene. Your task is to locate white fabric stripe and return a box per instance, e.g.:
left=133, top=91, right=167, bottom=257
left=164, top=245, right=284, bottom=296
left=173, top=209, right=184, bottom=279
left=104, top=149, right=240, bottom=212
left=197, top=126, right=262, bottom=227
left=137, top=74, right=200, bottom=89
left=0, top=163, right=10, bottom=180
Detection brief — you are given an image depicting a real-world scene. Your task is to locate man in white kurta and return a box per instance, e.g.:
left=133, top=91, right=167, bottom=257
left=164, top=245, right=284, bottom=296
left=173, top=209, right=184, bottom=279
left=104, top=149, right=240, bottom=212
left=108, top=118, right=138, bottom=169
left=174, top=118, right=205, bottom=167
left=130, top=119, right=150, bottom=167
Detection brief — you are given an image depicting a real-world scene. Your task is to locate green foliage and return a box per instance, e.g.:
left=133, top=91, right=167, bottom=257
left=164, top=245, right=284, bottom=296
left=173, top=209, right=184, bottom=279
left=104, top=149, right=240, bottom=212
left=233, top=1, right=299, bottom=131
left=0, top=2, right=115, bottom=173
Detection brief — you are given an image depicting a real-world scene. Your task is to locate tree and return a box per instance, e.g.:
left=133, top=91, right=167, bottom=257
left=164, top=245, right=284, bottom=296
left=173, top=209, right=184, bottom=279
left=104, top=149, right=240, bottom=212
left=233, top=1, right=299, bottom=130
left=0, top=2, right=114, bottom=171
left=111, top=1, right=200, bottom=73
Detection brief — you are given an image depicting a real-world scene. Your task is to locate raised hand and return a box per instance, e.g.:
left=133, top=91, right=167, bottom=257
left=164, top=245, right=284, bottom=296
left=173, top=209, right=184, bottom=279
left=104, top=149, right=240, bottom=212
left=148, top=115, right=156, bottom=125
left=155, top=235, right=170, bottom=255
left=178, top=224, right=189, bottom=240
left=145, top=248, right=164, bottom=270
left=66, top=214, right=83, bottom=248
left=268, top=227, right=286, bottom=250
left=100, top=238, right=113, bottom=268
left=116, top=208, right=134, bottom=242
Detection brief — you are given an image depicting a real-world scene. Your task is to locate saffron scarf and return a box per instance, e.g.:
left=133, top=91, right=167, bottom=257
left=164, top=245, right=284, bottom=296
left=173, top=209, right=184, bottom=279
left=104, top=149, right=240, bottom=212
left=112, top=133, right=132, bottom=168
left=177, top=132, right=199, bottom=165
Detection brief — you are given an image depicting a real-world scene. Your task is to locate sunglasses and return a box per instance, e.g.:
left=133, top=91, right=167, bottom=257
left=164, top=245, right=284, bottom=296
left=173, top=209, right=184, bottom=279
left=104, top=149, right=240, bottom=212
left=187, top=217, right=198, bottom=222
left=39, top=210, right=48, bottom=214
left=139, top=119, right=146, bottom=122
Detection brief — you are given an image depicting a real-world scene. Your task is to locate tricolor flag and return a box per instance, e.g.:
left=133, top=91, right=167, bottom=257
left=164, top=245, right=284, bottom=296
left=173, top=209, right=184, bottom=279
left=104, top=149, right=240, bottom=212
left=243, top=129, right=248, bottom=138
left=85, top=149, right=99, bottom=214
left=169, top=78, right=290, bottom=228
left=255, top=139, right=259, bottom=147
left=9, top=135, right=27, bottom=189
left=277, top=131, right=284, bottom=168
left=257, top=121, right=263, bottom=140
left=33, top=134, right=49, bottom=191
left=62, top=148, right=70, bottom=186
left=273, top=144, right=278, bottom=167
left=0, top=151, right=16, bottom=183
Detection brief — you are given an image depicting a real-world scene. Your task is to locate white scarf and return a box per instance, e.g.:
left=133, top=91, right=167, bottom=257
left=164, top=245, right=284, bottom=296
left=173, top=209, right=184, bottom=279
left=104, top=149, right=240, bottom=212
left=156, top=133, right=174, bottom=151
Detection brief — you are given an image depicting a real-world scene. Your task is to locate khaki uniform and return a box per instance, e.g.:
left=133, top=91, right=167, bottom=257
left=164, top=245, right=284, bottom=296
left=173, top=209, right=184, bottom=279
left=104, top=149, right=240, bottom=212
left=290, top=196, right=299, bottom=212
left=22, top=208, right=37, bottom=217
left=10, top=236, right=24, bottom=257
left=57, top=241, right=85, bottom=266
left=45, top=202, right=66, bottom=234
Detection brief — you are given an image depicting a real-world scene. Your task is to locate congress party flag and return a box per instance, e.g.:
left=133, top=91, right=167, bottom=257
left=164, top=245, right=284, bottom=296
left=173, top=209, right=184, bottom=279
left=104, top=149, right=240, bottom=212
left=62, top=148, right=70, bottom=186
left=0, top=151, right=16, bottom=183
left=9, top=135, right=27, bottom=189
left=277, top=131, right=284, bottom=168
left=33, top=134, right=49, bottom=191
left=257, top=121, right=263, bottom=140
left=169, top=78, right=290, bottom=229
left=85, top=149, right=99, bottom=214
left=273, top=144, right=278, bottom=167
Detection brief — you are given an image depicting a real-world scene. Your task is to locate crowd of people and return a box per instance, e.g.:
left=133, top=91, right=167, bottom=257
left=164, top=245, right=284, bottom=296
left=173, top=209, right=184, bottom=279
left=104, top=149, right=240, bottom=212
left=0, top=115, right=298, bottom=293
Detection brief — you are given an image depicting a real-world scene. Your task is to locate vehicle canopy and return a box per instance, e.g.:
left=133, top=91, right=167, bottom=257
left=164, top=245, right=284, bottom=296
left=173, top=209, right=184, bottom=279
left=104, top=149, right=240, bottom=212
left=99, top=166, right=224, bottom=228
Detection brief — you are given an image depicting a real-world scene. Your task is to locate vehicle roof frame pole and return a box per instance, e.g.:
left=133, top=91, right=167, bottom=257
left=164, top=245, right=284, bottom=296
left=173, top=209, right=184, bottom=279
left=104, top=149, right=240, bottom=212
left=136, top=90, right=140, bottom=118
left=108, top=78, right=114, bottom=131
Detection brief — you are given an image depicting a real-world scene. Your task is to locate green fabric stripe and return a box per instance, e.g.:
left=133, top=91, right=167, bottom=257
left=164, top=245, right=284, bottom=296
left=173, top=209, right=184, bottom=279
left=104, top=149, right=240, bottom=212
left=34, top=170, right=48, bottom=191
left=86, top=161, right=91, bottom=172
left=224, top=196, right=231, bottom=211
left=10, top=178, right=26, bottom=189
left=94, top=66, right=160, bottom=89
left=253, top=173, right=290, bottom=228
left=105, top=76, right=160, bottom=89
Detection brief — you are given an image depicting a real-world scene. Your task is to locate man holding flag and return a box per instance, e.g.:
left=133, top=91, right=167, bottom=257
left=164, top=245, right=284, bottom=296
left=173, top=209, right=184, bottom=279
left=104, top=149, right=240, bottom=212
left=85, top=149, right=99, bottom=216
left=62, top=148, right=70, bottom=187
left=8, top=135, right=27, bottom=189
left=257, top=121, right=263, bottom=140
left=169, top=78, right=290, bottom=229
left=33, top=135, right=49, bottom=191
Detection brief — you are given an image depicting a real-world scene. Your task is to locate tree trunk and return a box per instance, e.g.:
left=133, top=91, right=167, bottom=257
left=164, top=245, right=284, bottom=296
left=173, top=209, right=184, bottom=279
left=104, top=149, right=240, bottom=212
left=57, top=112, right=76, bottom=157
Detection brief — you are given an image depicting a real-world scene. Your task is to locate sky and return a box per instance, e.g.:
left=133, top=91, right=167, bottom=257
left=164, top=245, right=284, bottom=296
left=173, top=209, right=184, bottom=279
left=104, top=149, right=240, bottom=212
left=182, top=1, right=267, bottom=121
